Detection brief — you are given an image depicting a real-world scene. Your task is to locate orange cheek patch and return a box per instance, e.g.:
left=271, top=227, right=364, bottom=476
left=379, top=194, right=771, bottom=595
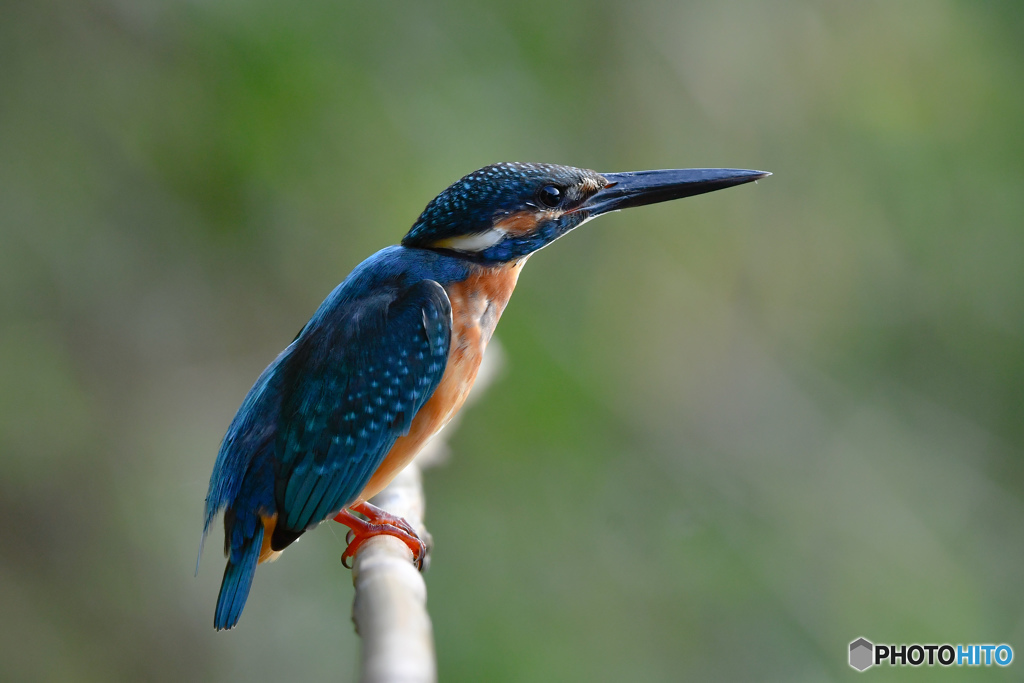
left=494, top=210, right=550, bottom=235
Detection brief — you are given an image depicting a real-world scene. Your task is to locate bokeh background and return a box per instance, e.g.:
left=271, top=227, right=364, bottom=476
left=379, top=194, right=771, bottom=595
left=2, top=0, right=1023, bottom=680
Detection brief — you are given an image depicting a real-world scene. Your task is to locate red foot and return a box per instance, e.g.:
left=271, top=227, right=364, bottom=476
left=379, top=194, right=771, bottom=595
left=333, top=501, right=426, bottom=570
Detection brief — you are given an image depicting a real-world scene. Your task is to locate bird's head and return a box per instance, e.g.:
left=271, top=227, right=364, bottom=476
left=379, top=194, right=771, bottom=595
left=401, top=162, right=768, bottom=263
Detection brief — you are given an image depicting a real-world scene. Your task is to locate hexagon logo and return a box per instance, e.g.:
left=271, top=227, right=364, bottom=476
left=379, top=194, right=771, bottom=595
left=849, top=638, right=874, bottom=671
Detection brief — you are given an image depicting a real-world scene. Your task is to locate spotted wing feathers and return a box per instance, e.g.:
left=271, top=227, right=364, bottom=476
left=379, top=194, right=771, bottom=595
left=274, top=279, right=452, bottom=534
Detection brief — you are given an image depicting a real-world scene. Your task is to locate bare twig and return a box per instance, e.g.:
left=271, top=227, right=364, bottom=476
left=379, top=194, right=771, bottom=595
left=352, top=463, right=435, bottom=683
left=349, top=341, right=505, bottom=683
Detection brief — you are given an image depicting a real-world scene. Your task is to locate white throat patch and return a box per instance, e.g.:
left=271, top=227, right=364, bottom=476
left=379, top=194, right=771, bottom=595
left=434, top=228, right=507, bottom=252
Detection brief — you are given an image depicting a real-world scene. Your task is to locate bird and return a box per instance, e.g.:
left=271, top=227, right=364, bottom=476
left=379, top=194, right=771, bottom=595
left=202, top=161, right=768, bottom=630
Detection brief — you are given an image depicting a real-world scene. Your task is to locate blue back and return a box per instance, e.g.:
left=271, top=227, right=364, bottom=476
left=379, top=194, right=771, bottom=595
left=203, top=246, right=470, bottom=629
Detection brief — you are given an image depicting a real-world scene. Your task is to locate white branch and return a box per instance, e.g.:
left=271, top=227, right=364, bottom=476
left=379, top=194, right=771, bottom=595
left=352, top=463, right=435, bottom=683
left=349, top=340, right=505, bottom=683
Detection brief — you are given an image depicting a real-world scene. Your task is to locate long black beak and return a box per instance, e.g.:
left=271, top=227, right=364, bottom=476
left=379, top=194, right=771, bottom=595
left=581, top=168, right=770, bottom=216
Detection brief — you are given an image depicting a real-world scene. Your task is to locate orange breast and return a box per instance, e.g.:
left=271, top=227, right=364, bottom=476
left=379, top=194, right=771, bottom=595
left=356, top=258, right=527, bottom=502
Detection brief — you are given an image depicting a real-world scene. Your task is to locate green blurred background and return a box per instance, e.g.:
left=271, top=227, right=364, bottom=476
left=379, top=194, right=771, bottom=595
left=2, top=0, right=1023, bottom=680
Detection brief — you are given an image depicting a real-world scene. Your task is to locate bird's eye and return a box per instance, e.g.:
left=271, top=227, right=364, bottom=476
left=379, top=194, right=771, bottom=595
left=537, top=185, right=563, bottom=208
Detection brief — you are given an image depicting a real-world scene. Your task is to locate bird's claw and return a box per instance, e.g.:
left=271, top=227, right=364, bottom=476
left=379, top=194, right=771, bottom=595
left=334, top=503, right=427, bottom=570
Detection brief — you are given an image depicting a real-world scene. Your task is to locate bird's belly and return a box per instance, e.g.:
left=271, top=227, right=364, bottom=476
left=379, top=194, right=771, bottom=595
left=356, top=259, right=525, bottom=502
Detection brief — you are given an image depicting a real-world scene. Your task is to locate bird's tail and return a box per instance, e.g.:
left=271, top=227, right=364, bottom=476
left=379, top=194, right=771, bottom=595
left=214, top=525, right=264, bottom=630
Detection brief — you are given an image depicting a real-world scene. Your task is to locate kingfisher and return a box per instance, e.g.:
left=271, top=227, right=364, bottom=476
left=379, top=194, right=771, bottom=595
left=202, top=162, right=768, bottom=630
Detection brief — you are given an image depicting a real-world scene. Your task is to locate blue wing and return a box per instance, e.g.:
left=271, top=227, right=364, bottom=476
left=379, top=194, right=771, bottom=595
left=203, top=357, right=284, bottom=538
left=203, top=277, right=451, bottom=630
left=203, top=352, right=287, bottom=630
left=273, top=278, right=452, bottom=534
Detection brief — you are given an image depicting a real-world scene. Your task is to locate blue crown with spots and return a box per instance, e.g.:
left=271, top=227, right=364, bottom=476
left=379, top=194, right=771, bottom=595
left=402, top=162, right=602, bottom=249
